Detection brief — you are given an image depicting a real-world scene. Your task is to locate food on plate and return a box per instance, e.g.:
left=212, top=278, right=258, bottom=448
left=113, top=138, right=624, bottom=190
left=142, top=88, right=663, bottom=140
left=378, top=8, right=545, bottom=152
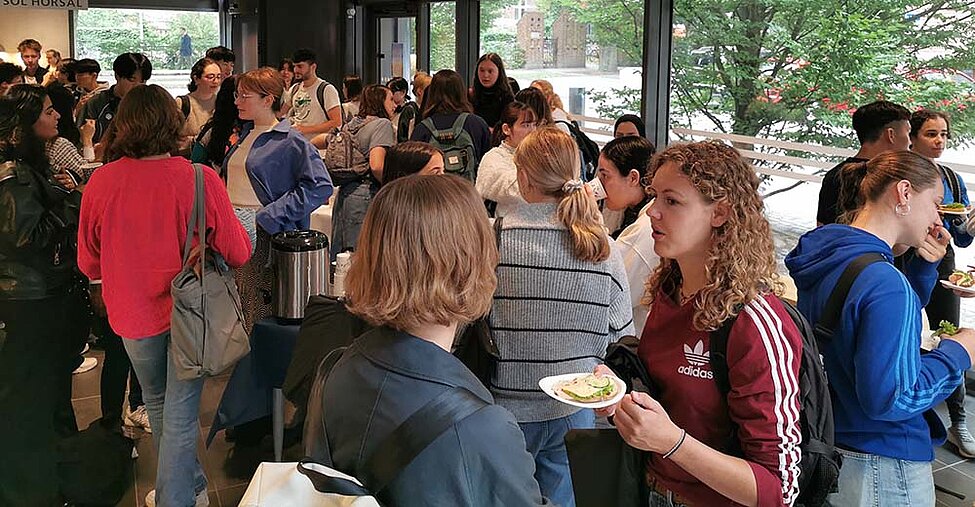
left=940, top=202, right=967, bottom=211
left=555, top=374, right=618, bottom=403
left=948, top=270, right=975, bottom=288
left=935, top=320, right=959, bottom=337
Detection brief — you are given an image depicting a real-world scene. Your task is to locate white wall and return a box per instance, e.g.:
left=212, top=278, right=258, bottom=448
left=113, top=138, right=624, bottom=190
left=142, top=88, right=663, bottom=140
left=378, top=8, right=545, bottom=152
left=0, top=8, right=71, bottom=64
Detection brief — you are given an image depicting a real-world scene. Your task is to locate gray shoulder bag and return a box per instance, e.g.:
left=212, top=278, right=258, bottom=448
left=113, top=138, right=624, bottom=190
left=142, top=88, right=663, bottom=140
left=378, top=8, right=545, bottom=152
left=170, top=164, right=250, bottom=380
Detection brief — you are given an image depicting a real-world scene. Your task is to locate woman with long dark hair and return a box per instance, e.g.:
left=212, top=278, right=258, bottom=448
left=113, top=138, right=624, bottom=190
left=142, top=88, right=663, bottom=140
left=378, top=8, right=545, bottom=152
left=176, top=57, right=223, bottom=153
left=475, top=101, right=536, bottom=217
left=470, top=53, right=515, bottom=129
left=0, top=84, right=85, bottom=506
left=410, top=69, right=491, bottom=181
left=190, top=75, right=241, bottom=174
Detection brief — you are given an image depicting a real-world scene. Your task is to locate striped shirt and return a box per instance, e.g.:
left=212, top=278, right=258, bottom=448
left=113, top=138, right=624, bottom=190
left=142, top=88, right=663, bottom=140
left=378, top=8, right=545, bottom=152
left=489, top=202, right=634, bottom=422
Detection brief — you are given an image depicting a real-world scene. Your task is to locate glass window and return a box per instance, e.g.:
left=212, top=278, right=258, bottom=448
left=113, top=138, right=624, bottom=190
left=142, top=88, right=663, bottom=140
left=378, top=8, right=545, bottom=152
left=430, top=2, right=457, bottom=72
left=670, top=2, right=975, bottom=317
left=479, top=0, right=645, bottom=144
left=74, top=8, right=220, bottom=97
left=379, top=17, right=417, bottom=83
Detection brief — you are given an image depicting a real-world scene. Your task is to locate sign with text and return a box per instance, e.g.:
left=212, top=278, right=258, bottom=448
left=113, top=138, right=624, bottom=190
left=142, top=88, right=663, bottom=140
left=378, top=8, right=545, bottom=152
left=1, top=0, right=88, bottom=10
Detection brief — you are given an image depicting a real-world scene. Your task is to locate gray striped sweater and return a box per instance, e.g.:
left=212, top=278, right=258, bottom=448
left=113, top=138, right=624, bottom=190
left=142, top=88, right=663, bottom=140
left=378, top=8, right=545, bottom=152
left=489, top=202, right=635, bottom=422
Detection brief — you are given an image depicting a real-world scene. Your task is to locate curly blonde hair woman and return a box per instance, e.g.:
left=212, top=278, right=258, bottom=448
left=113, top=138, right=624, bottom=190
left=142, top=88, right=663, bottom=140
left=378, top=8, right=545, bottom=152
left=642, top=141, right=782, bottom=331
left=596, top=141, right=803, bottom=506
left=492, top=127, right=633, bottom=507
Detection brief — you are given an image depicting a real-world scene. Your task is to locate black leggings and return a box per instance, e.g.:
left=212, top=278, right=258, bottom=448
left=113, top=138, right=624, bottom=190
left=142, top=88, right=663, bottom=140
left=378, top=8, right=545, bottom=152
left=923, top=247, right=967, bottom=426
left=94, top=315, right=144, bottom=427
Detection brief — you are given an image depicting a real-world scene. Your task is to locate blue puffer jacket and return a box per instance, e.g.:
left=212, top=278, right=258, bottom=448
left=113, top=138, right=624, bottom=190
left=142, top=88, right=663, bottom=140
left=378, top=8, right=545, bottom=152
left=320, top=326, right=552, bottom=506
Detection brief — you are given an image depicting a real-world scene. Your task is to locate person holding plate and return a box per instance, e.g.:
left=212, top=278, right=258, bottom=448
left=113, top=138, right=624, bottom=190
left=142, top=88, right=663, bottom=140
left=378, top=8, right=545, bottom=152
left=788, top=150, right=975, bottom=506
left=491, top=127, right=633, bottom=507
left=597, top=141, right=803, bottom=506
left=909, top=109, right=975, bottom=458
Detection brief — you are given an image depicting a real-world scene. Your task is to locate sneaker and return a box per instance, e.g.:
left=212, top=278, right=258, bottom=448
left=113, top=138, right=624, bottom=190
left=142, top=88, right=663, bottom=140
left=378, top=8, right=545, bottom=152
left=145, top=489, right=209, bottom=507
left=81, top=343, right=90, bottom=355
left=72, top=356, right=97, bottom=374
left=124, top=405, right=152, bottom=434
left=947, top=425, right=975, bottom=458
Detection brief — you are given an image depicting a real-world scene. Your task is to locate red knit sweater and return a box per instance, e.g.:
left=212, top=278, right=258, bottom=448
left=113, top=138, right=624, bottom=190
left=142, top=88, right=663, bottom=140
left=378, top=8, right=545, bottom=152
left=77, top=157, right=251, bottom=339
left=639, top=291, right=802, bottom=506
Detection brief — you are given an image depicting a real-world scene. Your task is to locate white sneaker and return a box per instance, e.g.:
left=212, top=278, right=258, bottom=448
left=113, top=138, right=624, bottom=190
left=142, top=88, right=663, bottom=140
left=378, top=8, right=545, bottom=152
left=124, top=405, right=152, bottom=434
left=145, top=489, right=209, bottom=507
left=72, top=356, right=97, bottom=374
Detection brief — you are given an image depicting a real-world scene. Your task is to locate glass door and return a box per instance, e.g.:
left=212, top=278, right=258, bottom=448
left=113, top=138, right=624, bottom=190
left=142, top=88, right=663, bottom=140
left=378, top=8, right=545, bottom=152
left=377, top=16, right=417, bottom=83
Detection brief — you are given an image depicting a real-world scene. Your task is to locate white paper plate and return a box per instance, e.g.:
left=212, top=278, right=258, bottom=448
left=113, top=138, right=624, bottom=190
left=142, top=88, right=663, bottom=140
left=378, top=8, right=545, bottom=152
left=538, top=373, right=626, bottom=409
left=938, top=205, right=973, bottom=215
left=940, top=279, right=975, bottom=295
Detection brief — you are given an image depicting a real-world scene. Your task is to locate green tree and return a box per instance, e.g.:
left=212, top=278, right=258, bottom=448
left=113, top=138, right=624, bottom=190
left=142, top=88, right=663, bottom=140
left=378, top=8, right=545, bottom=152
left=534, top=0, right=975, bottom=147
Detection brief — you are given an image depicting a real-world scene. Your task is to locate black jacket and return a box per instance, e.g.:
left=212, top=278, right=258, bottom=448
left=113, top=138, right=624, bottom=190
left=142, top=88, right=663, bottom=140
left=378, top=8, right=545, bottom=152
left=321, top=326, right=551, bottom=506
left=0, top=160, right=78, bottom=300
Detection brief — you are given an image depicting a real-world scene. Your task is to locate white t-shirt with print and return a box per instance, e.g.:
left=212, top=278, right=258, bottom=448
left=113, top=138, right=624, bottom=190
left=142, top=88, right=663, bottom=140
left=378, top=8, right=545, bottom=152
left=285, top=77, right=341, bottom=132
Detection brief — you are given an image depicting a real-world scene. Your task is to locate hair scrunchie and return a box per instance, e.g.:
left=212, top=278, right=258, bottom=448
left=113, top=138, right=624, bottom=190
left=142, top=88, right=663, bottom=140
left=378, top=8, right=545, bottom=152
left=562, top=179, right=584, bottom=194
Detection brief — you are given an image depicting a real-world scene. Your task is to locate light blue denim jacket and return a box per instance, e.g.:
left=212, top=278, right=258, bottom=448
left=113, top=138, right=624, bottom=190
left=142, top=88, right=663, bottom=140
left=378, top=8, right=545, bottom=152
left=224, top=119, right=332, bottom=234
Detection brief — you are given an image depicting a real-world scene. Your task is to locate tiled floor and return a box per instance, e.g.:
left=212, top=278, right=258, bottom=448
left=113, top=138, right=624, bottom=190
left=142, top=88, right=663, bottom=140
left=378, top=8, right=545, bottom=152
left=71, top=350, right=975, bottom=507
left=71, top=349, right=296, bottom=507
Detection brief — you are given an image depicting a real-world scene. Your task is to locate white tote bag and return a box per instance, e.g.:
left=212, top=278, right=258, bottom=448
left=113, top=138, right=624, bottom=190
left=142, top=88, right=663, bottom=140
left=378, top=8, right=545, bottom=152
left=239, top=461, right=381, bottom=507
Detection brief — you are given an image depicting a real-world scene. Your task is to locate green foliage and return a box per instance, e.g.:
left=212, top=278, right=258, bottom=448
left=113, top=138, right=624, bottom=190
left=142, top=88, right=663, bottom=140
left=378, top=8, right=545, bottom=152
left=75, top=9, right=219, bottom=71
left=429, top=2, right=456, bottom=72
left=481, top=32, right=526, bottom=69
left=588, top=85, right=642, bottom=118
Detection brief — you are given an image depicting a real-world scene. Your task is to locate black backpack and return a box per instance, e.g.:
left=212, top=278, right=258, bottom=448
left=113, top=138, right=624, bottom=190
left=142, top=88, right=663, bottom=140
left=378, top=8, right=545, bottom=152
left=555, top=120, right=600, bottom=180
left=57, top=419, right=135, bottom=506
left=710, top=253, right=884, bottom=507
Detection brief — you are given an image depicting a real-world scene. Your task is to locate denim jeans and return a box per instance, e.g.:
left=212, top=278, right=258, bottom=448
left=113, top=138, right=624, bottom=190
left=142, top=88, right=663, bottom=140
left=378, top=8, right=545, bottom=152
left=123, top=331, right=207, bottom=506
left=519, top=409, right=595, bottom=507
left=827, top=448, right=935, bottom=507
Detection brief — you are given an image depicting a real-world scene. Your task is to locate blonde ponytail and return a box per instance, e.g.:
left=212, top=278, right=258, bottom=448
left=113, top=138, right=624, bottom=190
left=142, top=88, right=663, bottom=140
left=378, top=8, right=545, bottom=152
left=514, top=127, right=610, bottom=263
left=558, top=189, right=610, bottom=262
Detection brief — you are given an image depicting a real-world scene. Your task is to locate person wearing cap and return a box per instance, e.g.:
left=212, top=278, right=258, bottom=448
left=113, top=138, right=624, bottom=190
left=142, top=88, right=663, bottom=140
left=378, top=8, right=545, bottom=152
left=488, top=127, right=633, bottom=507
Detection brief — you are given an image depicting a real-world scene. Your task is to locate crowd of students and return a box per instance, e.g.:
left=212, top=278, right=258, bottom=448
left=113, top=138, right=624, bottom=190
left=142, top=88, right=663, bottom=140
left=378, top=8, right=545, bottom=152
left=0, top=38, right=973, bottom=507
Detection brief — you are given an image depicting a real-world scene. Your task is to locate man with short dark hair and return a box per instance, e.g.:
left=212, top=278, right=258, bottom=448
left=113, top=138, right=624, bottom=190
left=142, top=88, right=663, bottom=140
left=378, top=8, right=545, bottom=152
left=178, top=28, right=193, bottom=68
left=0, top=62, right=24, bottom=95
left=816, top=100, right=912, bottom=226
left=17, top=39, right=46, bottom=85
left=282, top=48, right=341, bottom=138
left=76, top=53, right=152, bottom=148
left=205, top=45, right=235, bottom=79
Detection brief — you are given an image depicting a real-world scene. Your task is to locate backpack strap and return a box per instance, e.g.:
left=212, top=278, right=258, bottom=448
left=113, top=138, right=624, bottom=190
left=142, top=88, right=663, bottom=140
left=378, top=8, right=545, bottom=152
left=814, top=252, right=886, bottom=345
left=178, top=95, right=191, bottom=119
left=940, top=164, right=962, bottom=204
left=300, top=383, right=489, bottom=497
left=710, top=252, right=886, bottom=396
left=317, top=81, right=328, bottom=113
left=448, top=112, right=469, bottom=136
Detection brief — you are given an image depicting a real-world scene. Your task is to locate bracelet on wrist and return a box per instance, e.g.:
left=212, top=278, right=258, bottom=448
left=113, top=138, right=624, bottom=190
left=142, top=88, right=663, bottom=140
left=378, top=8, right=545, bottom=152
left=661, top=429, right=687, bottom=460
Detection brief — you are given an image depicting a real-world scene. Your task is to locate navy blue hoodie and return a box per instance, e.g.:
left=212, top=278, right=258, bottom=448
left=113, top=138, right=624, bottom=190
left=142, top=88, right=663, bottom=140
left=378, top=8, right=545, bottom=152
left=785, top=224, right=970, bottom=461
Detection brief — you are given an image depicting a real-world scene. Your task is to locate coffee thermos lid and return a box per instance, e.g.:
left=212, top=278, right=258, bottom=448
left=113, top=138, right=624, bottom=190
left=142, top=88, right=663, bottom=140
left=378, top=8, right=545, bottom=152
left=270, top=230, right=329, bottom=252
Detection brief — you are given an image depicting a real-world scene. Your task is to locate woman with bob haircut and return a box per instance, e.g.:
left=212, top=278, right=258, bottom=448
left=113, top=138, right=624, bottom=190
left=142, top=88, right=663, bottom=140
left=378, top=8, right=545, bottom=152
left=0, top=84, right=85, bottom=506
left=787, top=151, right=975, bottom=506
left=598, top=141, right=803, bottom=506
left=381, top=140, right=444, bottom=185
left=595, top=135, right=658, bottom=335
left=410, top=69, right=491, bottom=181
left=490, top=127, right=634, bottom=507
left=319, top=174, right=550, bottom=506
left=78, top=84, right=252, bottom=507
left=475, top=100, right=536, bottom=217
left=314, top=83, right=395, bottom=257
left=225, top=67, right=332, bottom=332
